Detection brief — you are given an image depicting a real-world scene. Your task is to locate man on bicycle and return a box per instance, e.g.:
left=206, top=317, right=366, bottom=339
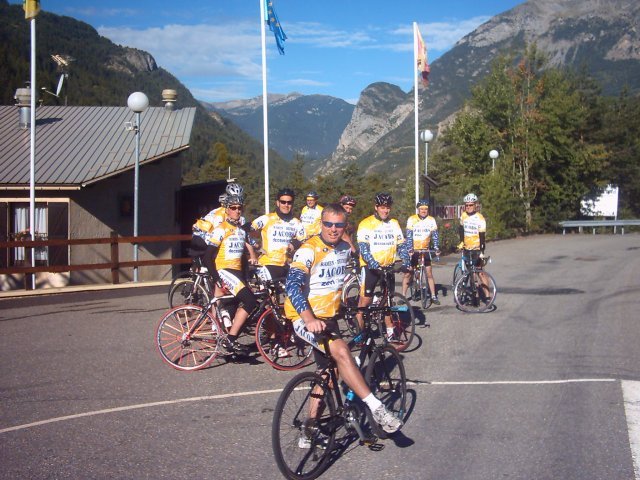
left=300, top=190, right=323, bottom=239
left=250, top=188, right=306, bottom=281
left=457, top=193, right=492, bottom=300
left=402, top=199, right=441, bottom=305
left=356, top=193, right=410, bottom=342
left=205, top=194, right=258, bottom=354
left=284, top=203, right=403, bottom=437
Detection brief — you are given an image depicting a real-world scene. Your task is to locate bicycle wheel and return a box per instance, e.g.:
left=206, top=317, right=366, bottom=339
left=255, top=308, right=313, bottom=371
left=156, top=305, right=223, bottom=371
left=454, top=270, right=497, bottom=313
left=419, top=265, right=432, bottom=310
left=388, top=293, right=415, bottom=352
left=168, top=277, right=211, bottom=308
left=364, top=345, right=407, bottom=439
left=340, top=275, right=360, bottom=307
left=452, top=262, right=463, bottom=287
left=272, top=371, right=337, bottom=480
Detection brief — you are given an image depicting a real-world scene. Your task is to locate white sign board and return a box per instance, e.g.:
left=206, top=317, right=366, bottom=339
left=581, top=185, right=619, bottom=217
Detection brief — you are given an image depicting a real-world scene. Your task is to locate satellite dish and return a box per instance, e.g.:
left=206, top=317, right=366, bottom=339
left=55, top=74, right=65, bottom=97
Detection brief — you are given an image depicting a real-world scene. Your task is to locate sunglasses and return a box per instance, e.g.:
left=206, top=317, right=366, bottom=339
left=465, top=203, right=475, bottom=207
left=322, top=221, right=347, bottom=229
left=227, top=205, right=243, bottom=211
left=278, top=199, right=293, bottom=205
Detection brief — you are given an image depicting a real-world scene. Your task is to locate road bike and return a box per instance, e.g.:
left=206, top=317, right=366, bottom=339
left=167, top=251, right=216, bottom=307
left=453, top=252, right=497, bottom=313
left=407, top=248, right=439, bottom=310
left=271, top=311, right=407, bottom=479
left=156, top=268, right=313, bottom=371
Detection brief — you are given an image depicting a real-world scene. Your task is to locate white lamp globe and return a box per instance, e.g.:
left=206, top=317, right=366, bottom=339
left=489, top=149, right=499, bottom=159
left=127, top=92, right=149, bottom=113
left=420, top=129, right=434, bottom=143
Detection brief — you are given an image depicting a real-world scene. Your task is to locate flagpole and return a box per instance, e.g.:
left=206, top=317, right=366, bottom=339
left=260, top=0, right=270, bottom=214
left=29, top=15, right=37, bottom=286
left=413, top=22, right=420, bottom=205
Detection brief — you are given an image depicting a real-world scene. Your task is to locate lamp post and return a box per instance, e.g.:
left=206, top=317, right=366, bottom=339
left=489, top=149, right=499, bottom=173
left=420, top=129, right=434, bottom=176
left=127, top=92, right=149, bottom=282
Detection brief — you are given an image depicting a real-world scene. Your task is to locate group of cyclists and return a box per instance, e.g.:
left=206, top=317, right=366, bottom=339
left=189, top=182, right=488, bottom=436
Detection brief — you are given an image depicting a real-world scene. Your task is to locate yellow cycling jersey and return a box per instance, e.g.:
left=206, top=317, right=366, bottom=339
left=300, top=205, right=324, bottom=238
left=193, top=207, right=246, bottom=245
left=460, top=211, right=486, bottom=250
left=356, top=215, right=405, bottom=267
left=209, top=220, right=247, bottom=270
left=406, top=214, right=438, bottom=250
left=251, top=212, right=306, bottom=267
left=284, top=236, right=351, bottom=319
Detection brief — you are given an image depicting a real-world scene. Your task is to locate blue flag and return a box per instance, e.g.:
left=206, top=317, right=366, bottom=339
left=266, top=0, right=287, bottom=55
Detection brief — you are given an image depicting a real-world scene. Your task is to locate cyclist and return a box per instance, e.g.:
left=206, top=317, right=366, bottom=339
left=339, top=194, right=358, bottom=254
left=457, top=193, right=492, bottom=300
left=284, top=203, right=403, bottom=440
left=402, top=199, right=441, bottom=305
left=300, top=190, right=323, bottom=239
left=356, top=193, right=410, bottom=341
left=250, top=188, right=306, bottom=281
left=205, top=194, right=259, bottom=354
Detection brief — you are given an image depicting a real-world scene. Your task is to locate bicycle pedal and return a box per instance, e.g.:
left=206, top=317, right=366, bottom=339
left=359, top=433, right=378, bottom=446
left=366, top=442, right=385, bottom=451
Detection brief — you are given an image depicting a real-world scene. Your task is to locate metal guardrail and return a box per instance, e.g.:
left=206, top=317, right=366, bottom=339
left=559, top=219, right=640, bottom=235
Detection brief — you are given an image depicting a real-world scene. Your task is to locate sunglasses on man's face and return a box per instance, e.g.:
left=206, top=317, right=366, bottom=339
left=227, top=205, right=243, bottom=211
left=278, top=199, right=293, bottom=205
left=322, top=221, right=347, bottom=229
left=465, top=203, right=475, bottom=207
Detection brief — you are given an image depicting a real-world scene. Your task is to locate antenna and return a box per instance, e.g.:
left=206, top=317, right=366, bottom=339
left=50, top=54, right=75, bottom=106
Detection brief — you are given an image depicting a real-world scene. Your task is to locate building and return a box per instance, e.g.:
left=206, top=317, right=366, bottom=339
left=0, top=95, right=196, bottom=290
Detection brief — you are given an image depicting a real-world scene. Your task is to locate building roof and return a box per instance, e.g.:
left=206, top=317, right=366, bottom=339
left=0, top=105, right=196, bottom=189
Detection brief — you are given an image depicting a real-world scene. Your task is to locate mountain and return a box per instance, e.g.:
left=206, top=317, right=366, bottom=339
left=0, top=0, right=289, bottom=185
left=323, top=0, right=640, bottom=177
left=204, top=93, right=354, bottom=161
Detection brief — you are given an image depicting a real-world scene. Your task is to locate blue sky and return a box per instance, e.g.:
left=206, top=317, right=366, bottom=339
left=23, top=0, right=524, bottom=104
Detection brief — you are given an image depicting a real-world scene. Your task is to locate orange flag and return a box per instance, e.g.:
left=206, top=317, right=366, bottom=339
left=416, top=26, right=430, bottom=87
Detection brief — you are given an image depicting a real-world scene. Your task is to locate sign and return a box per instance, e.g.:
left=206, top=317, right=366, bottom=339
left=581, top=185, right=619, bottom=217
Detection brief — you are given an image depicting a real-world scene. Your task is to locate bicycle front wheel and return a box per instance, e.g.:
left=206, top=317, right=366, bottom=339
left=452, top=262, right=463, bottom=287
left=272, top=371, right=337, bottom=480
left=419, top=265, right=432, bottom=310
left=255, top=308, right=313, bottom=371
left=389, top=293, right=415, bottom=352
left=168, top=277, right=211, bottom=308
left=156, top=305, right=223, bottom=371
left=364, top=345, right=407, bottom=439
left=454, top=270, right=497, bottom=313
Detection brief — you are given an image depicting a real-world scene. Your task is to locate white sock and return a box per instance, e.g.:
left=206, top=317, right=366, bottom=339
left=386, top=327, right=394, bottom=337
left=362, top=393, right=382, bottom=412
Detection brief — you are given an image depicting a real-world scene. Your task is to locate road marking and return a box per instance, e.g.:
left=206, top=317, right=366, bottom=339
left=0, top=378, right=623, bottom=435
left=622, top=380, right=640, bottom=480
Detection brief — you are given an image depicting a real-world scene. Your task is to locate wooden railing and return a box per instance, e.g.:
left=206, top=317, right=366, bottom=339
left=0, top=233, right=192, bottom=289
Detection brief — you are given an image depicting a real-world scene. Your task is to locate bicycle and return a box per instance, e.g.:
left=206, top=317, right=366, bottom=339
left=271, top=313, right=407, bottom=479
left=407, top=249, right=439, bottom=310
left=167, top=251, right=216, bottom=308
left=451, top=251, right=467, bottom=288
left=339, top=256, right=360, bottom=307
left=156, top=268, right=313, bottom=371
left=453, top=252, right=497, bottom=313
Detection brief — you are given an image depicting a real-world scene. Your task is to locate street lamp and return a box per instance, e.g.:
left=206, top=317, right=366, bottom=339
left=489, top=149, right=499, bottom=173
left=420, top=129, right=434, bottom=175
left=127, top=91, right=149, bottom=282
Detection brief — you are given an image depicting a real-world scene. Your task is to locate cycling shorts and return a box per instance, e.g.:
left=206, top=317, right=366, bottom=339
left=292, top=317, right=341, bottom=369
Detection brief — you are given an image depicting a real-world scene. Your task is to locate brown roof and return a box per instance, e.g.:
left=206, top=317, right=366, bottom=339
left=0, top=105, right=196, bottom=189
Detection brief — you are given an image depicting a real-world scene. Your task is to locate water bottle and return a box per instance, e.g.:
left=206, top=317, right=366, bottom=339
left=220, top=308, right=232, bottom=329
left=353, top=354, right=361, bottom=367
left=345, top=389, right=355, bottom=401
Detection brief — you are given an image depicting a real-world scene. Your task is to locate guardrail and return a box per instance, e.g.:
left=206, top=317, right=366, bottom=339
left=559, top=219, right=640, bottom=235
left=0, top=233, right=192, bottom=290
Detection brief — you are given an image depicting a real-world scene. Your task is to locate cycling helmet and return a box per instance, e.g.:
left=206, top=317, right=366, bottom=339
left=416, top=199, right=430, bottom=208
left=218, top=192, right=228, bottom=204
left=277, top=187, right=295, bottom=199
left=340, top=195, right=357, bottom=206
left=226, top=182, right=244, bottom=197
left=225, top=194, right=245, bottom=206
left=374, top=192, right=393, bottom=206
left=306, top=190, right=319, bottom=199
left=463, top=193, right=478, bottom=203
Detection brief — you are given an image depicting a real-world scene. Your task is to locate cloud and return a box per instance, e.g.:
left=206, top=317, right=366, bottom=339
left=390, top=17, right=491, bottom=52
left=283, top=78, right=331, bottom=87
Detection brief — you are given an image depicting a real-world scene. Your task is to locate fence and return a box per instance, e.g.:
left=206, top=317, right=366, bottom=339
left=0, top=233, right=192, bottom=290
left=558, top=219, right=640, bottom=235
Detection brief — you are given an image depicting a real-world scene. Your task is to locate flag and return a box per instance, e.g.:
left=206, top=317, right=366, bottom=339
left=23, top=0, right=40, bottom=20
left=265, top=0, right=287, bottom=55
left=416, top=25, right=430, bottom=87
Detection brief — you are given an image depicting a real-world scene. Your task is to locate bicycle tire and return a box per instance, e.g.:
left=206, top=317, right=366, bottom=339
left=452, top=262, right=463, bottom=287
left=453, top=270, right=497, bottom=313
left=156, top=305, right=223, bottom=371
left=168, top=277, right=211, bottom=308
left=388, top=293, right=415, bottom=352
left=272, top=371, right=337, bottom=480
left=255, top=308, right=313, bottom=371
left=364, top=345, right=407, bottom=439
left=419, top=265, right=432, bottom=310
left=340, top=275, right=360, bottom=307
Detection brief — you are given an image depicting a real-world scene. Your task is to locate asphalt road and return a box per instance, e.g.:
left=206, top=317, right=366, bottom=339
left=1, top=233, right=639, bottom=480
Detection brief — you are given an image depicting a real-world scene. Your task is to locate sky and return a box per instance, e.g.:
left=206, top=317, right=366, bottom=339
left=19, top=0, right=524, bottom=104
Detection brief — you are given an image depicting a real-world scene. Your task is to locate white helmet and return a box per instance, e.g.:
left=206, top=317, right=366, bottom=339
left=463, top=193, right=478, bottom=203
left=226, top=183, right=244, bottom=197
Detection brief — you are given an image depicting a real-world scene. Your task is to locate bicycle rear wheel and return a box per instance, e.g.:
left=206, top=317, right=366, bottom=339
left=419, top=265, right=432, bottom=310
left=272, top=371, right=337, bottom=480
left=168, top=277, right=211, bottom=308
left=255, top=308, right=313, bottom=371
left=364, top=345, right=407, bottom=439
left=156, top=305, right=223, bottom=370
left=388, top=293, right=415, bottom=352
